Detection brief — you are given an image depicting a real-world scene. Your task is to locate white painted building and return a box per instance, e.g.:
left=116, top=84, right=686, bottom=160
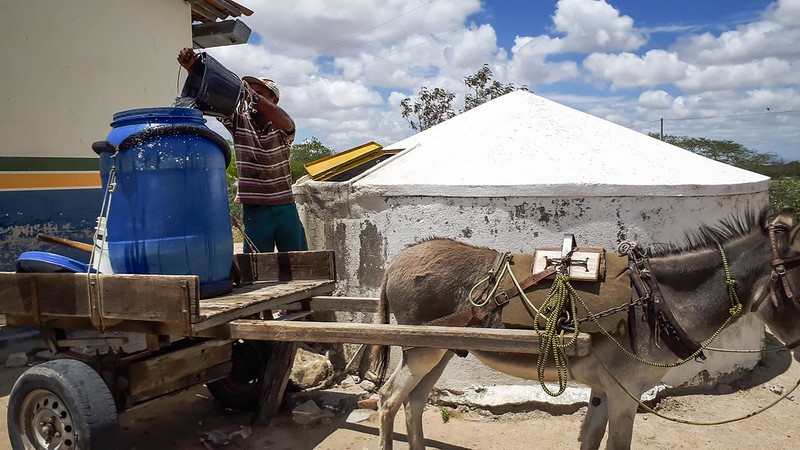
left=294, top=90, right=771, bottom=390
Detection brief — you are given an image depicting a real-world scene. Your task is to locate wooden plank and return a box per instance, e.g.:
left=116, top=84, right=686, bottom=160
left=128, top=361, right=232, bottom=406
left=0, top=272, right=89, bottom=317
left=3, top=315, right=190, bottom=337
left=0, top=272, right=198, bottom=330
left=235, top=251, right=335, bottom=283
left=98, top=274, right=198, bottom=326
left=189, top=0, right=227, bottom=21
left=128, top=339, right=232, bottom=402
left=207, top=0, right=242, bottom=16
left=228, top=321, right=592, bottom=356
left=286, top=296, right=378, bottom=313
left=191, top=280, right=335, bottom=332
left=253, top=341, right=297, bottom=425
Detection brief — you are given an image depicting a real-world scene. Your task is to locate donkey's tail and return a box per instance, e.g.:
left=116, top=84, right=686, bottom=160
left=362, top=276, right=391, bottom=385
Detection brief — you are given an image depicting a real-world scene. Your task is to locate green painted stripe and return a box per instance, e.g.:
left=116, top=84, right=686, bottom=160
left=0, top=156, right=99, bottom=172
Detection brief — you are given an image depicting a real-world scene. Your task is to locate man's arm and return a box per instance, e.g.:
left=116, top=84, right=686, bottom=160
left=250, top=91, right=295, bottom=134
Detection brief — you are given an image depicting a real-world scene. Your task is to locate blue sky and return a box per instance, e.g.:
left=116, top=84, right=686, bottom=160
left=204, top=0, right=800, bottom=161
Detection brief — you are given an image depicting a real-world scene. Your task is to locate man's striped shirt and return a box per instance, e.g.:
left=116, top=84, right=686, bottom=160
left=223, top=109, right=295, bottom=205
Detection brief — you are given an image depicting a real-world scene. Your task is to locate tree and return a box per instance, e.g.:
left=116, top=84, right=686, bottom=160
left=400, top=87, right=456, bottom=132
left=651, top=133, right=780, bottom=172
left=400, top=64, right=528, bottom=131
left=464, top=64, right=528, bottom=111
left=650, top=133, right=800, bottom=211
left=290, top=137, right=334, bottom=182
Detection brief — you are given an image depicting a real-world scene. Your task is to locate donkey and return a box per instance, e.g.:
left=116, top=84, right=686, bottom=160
left=371, top=209, right=800, bottom=450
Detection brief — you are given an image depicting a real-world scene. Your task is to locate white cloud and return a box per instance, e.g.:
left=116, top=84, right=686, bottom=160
left=507, top=36, right=579, bottom=84
left=677, top=57, right=796, bottom=92
left=673, top=2, right=800, bottom=65
left=638, top=90, right=673, bottom=109
left=765, top=0, right=800, bottom=28
left=583, top=50, right=688, bottom=90
left=242, top=0, right=481, bottom=54
left=442, top=24, right=501, bottom=69
left=550, top=0, right=646, bottom=52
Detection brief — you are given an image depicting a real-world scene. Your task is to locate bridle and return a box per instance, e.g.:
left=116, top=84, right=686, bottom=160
left=764, top=223, right=800, bottom=350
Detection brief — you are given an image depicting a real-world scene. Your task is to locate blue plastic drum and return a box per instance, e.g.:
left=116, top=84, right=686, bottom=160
left=95, top=107, right=233, bottom=298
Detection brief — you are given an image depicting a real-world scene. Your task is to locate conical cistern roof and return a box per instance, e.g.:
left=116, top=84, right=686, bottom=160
left=354, top=91, right=769, bottom=197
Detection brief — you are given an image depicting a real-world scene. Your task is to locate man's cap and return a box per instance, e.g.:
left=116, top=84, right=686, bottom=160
left=242, top=76, right=280, bottom=100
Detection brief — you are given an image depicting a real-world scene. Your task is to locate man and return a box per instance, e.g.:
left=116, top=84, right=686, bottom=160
left=178, top=48, right=307, bottom=253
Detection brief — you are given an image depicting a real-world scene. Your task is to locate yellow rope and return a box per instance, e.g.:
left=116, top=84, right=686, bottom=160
left=536, top=273, right=582, bottom=396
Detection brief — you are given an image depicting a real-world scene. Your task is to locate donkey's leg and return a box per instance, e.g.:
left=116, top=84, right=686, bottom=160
left=579, top=389, right=608, bottom=450
left=603, top=384, right=641, bottom=450
left=601, top=364, right=666, bottom=450
left=378, top=347, right=449, bottom=450
left=404, top=351, right=455, bottom=450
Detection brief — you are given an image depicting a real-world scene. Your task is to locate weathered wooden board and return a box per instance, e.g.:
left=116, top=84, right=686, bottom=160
left=192, top=279, right=336, bottom=332
left=0, top=272, right=198, bottom=329
left=127, top=339, right=232, bottom=405
left=228, top=320, right=592, bottom=356
left=235, top=251, right=335, bottom=284
left=99, top=274, right=198, bottom=324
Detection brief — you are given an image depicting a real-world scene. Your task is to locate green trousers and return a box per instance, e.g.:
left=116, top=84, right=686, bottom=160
left=242, top=203, right=308, bottom=253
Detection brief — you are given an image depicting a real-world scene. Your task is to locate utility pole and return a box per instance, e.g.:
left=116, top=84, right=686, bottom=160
left=660, top=118, right=664, bottom=141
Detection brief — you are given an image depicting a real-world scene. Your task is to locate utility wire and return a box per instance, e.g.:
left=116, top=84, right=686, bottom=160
left=272, top=0, right=439, bottom=75
left=629, top=119, right=661, bottom=129
left=629, top=108, right=800, bottom=133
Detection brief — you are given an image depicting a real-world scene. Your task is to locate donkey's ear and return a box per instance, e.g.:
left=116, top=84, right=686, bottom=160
left=791, top=224, right=800, bottom=250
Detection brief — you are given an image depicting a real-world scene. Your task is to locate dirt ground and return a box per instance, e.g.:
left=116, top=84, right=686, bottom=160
left=0, top=333, right=798, bottom=450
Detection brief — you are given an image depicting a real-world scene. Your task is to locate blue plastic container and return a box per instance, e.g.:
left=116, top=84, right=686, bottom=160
left=16, top=251, right=94, bottom=273
left=96, top=107, right=233, bottom=298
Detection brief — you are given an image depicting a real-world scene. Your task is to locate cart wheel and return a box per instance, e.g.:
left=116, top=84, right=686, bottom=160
left=7, top=359, right=118, bottom=450
left=207, top=340, right=270, bottom=411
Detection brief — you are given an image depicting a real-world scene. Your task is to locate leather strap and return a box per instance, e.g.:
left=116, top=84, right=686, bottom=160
left=425, top=255, right=556, bottom=328
left=496, top=266, right=558, bottom=304
left=641, top=258, right=703, bottom=359
left=425, top=252, right=509, bottom=328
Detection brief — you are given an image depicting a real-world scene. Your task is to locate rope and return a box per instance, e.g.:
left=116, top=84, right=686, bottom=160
left=230, top=214, right=260, bottom=253
left=86, top=149, right=119, bottom=330
left=704, top=345, right=788, bottom=353
left=718, top=242, right=744, bottom=318
left=468, top=253, right=514, bottom=308
left=536, top=273, right=581, bottom=396
left=595, top=352, right=800, bottom=425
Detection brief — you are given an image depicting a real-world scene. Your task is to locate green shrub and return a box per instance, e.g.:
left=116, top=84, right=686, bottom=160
left=769, top=177, right=800, bottom=211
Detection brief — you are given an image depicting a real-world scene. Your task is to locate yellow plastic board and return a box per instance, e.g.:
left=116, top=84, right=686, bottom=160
left=304, top=141, right=384, bottom=181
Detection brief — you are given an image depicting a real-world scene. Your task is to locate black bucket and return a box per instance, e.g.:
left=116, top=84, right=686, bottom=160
left=181, top=53, right=243, bottom=118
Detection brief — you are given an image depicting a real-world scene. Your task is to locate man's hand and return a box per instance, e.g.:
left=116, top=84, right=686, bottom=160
left=177, top=47, right=198, bottom=71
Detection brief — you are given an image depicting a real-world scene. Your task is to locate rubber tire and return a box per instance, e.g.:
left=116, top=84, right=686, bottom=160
left=8, top=359, right=118, bottom=450
left=206, top=340, right=271, bottom=411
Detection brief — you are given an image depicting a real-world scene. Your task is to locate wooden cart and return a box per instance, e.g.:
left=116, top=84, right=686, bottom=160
left=0, top=250, right=590, bottom=450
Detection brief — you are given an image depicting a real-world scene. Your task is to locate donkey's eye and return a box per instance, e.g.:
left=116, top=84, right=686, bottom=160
left=773, top=224, right=790, bottom=233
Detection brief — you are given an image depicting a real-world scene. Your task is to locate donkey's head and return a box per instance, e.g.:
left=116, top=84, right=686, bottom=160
left=756, top=208, right=800, bottom=360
